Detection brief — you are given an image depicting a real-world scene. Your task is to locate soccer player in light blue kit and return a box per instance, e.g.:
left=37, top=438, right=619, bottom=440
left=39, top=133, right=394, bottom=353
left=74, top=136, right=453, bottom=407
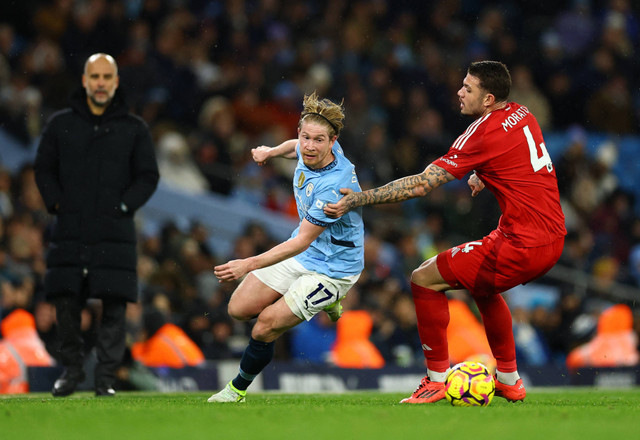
left=208, top=92, right=364, bottom=403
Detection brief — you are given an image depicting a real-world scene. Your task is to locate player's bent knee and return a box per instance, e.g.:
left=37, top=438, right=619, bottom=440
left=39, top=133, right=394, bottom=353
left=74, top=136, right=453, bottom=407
left=410, top=256, right=446, bottom=289
left=251, top=319, right=279, bottom=342
left=410, top=268, right=422, bottom=285
left=227, top=303, right=254, bottom=321
left=252, top=307, right=291, bottom=342
left=410, top=266, right=432, bottom=287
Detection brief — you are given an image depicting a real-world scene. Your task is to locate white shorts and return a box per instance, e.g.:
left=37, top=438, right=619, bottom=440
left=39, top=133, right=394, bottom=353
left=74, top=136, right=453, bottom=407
left=252, top=258, right=360, bottom=321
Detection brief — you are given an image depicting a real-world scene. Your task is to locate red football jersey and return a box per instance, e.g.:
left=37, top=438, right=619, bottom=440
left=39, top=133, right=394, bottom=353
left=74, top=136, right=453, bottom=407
left=432, top=102, right=566, bottom=247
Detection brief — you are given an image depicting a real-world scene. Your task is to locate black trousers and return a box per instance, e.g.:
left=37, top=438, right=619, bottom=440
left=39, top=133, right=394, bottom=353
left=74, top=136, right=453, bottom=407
left=54, top=288, right=127, bottom=387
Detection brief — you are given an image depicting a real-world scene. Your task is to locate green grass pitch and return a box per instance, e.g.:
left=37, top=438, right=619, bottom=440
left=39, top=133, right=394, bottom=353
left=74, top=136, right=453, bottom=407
left=2, top=388, right=639, bottom=440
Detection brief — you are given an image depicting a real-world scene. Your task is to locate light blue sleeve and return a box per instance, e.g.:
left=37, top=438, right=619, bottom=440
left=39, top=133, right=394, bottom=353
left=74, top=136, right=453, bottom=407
left=306, top=166, right=359, bottom=225
left=305, top=184, right=342, bottom=226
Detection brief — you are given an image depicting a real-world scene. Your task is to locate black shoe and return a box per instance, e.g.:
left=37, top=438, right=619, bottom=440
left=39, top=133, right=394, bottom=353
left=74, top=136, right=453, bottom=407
left=52, top=369, right=86, bottom=397
left=95, top=386, right=116, bottom=397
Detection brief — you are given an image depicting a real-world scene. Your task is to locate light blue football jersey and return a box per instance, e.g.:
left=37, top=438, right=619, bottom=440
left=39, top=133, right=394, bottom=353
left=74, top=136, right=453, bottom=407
left=291, top=141, right=364, bottom=278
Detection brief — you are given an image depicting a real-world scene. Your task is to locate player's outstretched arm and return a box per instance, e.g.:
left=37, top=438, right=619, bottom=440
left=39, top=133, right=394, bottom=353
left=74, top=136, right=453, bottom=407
left=324, top=164, right=455, bottom=218
left=214, top=219, right=325, bottom=282
left=252, top=139, right=299, bottom=165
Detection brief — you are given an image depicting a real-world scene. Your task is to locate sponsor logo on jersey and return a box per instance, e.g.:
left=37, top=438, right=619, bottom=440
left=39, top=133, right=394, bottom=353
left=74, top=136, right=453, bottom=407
left=440, top=157, right=458, bottom=167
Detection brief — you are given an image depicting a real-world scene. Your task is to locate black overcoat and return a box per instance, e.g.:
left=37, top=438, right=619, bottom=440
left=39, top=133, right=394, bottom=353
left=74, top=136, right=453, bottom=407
left=34, top=88, right=159, bottom=302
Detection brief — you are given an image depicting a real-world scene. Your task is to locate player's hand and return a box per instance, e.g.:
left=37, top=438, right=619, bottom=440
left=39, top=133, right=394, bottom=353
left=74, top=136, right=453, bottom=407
left=324, top=188, right=355, bottom=218
left=251, top=146, right=271, bottom=166
left=468, top=172, right=485, bottom=197
left=214, top=259, right=250, bottom=282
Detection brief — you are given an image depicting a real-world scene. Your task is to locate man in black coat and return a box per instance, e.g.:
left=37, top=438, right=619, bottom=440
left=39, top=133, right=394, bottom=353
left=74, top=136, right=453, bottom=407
left=34, top=53, right=159, bottom=397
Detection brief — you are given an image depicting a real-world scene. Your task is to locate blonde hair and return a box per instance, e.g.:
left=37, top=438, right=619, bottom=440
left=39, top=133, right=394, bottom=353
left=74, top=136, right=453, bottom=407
left=299, top=91, right=345, bottom=138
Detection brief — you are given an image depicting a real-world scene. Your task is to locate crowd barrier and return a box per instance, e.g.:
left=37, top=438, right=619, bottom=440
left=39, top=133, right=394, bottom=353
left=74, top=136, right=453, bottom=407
left=27, top=361, right=640, bottom=394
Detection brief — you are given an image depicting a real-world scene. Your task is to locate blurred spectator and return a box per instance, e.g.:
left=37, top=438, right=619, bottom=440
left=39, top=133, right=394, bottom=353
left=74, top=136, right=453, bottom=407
left=586, top=74, right=636, bottom=133
left=577, top=46, right=617, bottom=98
left=0, top=251, right=35, bottom=316
left=348, top=123, right=394, bottom=189
left=0, top=167, right=14, bottom=219
left=183, top=305, right=235, bottom=361
left=0, top=308, right=55, bottom=394
left=558, top=227, right=595, bottom=274
left=566, top=303, right=639, bottom=370
left=555, top=125, right=589, bottom=198
left=446, top=296, right=493, bottom=366
left=370, top=294, right=421, bottom=367
left=628, top=218, right=640, bottom=287
left=466, top=6, right=507, bottom=62
left=331, top=310, right=385, bottom=369
left=589, top=189, right=634, bottom=265
left=512, top=306, right=551, bottom=366
left=599, top=0, right=637, bottom=61
left=0, top=23, right=25, bottom=67
left=0, top=71, right=41, bottom=144
left=32, top=0, right=74, bottom=42
left=131, top=307, right=205, bottom=368
left=194, top=96, right=239, bottom=195
left=290, top=314, right=336, bottom=364
left=554, top=0, right=597, bottom=59
left=590, top=255, right=622, bottom=295
left=508, top=64, right=551, bottom=130
left=156, top=131, right=210, bottom=194
left=569, top=140, right=618, bottom=218
left=25, top=37, right=74, bottom=118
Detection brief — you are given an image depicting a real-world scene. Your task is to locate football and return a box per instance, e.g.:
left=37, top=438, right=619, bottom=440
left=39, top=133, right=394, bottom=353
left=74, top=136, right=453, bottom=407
left=444, top=361, right=495, bottom=407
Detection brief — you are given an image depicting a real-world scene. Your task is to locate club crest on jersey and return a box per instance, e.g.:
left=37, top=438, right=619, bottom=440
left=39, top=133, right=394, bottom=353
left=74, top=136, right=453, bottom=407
left=305, top=183, right=314, bottom=196
left=297, top=172, right=306, bottom=188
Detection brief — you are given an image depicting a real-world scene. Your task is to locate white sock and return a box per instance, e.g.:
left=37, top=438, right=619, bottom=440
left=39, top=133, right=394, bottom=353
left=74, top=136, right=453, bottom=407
left=496, top=370, right=520, bottom=386
left=427, top=368, right=450, bottom=383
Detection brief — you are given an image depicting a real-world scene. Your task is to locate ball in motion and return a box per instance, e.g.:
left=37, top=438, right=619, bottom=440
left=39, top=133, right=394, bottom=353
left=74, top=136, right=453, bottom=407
left=444, top=361, right=495, bottom=407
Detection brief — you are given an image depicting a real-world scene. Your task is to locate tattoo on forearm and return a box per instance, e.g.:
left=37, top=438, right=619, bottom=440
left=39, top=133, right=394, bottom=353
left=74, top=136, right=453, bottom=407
left=347, top=165, right=454, bottom=208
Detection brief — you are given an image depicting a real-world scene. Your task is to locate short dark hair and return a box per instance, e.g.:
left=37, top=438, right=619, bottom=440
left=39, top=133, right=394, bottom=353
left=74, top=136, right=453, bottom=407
left=468, top=61, right=511, bottom=102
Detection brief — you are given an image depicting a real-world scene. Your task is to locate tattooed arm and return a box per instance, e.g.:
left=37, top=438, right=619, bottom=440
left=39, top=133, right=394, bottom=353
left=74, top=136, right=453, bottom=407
left=324, top=163, right=456, bottom=218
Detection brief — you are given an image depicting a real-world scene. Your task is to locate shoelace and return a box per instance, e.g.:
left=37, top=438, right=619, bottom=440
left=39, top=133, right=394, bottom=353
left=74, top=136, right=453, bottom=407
left=414, top=377, right=430, bottom=393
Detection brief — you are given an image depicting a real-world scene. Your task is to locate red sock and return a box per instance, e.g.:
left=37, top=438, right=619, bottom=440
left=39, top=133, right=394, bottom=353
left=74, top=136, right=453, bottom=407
left=410, top=282, right=450, bottom=373
left=473, top=294, right=517, bottom=372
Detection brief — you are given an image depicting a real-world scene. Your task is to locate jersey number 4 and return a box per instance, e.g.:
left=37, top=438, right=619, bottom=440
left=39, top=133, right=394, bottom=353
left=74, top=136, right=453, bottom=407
left=523, top=125, right=553, bottom=173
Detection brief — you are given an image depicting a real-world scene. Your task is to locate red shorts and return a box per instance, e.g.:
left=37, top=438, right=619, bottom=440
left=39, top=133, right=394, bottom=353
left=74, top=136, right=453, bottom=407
left=436, top=230, right=565, bottom=298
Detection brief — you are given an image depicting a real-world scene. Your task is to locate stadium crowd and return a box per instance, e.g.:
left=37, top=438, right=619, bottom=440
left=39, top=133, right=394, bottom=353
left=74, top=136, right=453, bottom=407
left=1, top=0, right=640, bottom=384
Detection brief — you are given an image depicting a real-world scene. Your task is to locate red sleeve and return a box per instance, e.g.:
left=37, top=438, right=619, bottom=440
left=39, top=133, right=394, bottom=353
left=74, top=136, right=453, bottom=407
left=432, top=114, right=492, bottom=179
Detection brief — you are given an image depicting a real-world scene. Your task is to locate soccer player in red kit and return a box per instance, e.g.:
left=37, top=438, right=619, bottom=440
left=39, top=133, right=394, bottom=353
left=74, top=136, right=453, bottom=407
left=324, top=61, right=566, bottom=403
